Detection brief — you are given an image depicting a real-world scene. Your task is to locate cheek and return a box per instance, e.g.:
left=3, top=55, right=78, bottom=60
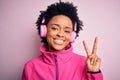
left=47, top=31, right=57, bottom=37
left=66, top=36, right=71, bottom=41
left=46, top=31, right=57, bottom=42
left=66, top=33, right=72, bottom=40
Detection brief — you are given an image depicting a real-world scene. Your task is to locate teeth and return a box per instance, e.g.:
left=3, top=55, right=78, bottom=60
left=54, top=39, right=64, bottom=44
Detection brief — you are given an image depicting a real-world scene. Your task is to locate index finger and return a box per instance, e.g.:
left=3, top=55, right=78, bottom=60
left=92, top=37, right=98, bottom=55
left=83, top=40, right=91, bottom=56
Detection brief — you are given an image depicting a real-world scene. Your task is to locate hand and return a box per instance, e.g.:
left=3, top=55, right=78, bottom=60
left=83, top=37, right=101, bottom=72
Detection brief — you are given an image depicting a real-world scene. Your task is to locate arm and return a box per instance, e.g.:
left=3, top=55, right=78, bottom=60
left=83, top=37, right=103, bottom=80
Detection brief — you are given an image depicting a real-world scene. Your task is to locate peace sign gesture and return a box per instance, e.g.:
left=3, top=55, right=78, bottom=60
left=83, top=37, right=101, bottom=72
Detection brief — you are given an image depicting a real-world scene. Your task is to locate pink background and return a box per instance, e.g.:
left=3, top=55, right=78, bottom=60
left=0, top=0, right=120, bottom=80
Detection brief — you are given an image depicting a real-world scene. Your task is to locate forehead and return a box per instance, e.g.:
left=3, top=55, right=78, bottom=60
left=47, top=15, right=73, bottom=28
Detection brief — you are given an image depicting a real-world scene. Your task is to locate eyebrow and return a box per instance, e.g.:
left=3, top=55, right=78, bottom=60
left=51, top=24, right=59, bottom=26
left=65, top=26, right=72, bottom=29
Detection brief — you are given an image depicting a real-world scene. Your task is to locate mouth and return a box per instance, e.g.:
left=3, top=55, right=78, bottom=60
left=53, top=38, right=64, bottom=45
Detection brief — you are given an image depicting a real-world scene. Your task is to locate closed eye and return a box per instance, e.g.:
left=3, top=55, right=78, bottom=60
left=51, top=27, right=58, bottom=30
left=65, top=30, right=71, bottom=33
left=50, top=24, right=59, bottom=31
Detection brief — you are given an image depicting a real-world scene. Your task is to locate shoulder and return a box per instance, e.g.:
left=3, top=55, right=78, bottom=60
left=24, top=55, right=43, bottom=68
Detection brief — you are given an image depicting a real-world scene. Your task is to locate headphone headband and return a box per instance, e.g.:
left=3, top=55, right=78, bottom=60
left=74, top=22, right=77, bottom=31
left=42, top=17, right=45, bottom=24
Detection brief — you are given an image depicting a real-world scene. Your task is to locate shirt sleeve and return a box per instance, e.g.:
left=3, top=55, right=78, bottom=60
left=87, top=72, right=103, bottom=80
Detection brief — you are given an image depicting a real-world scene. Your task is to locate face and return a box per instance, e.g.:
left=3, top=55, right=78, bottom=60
left=46, top=15, right=73, bottom=52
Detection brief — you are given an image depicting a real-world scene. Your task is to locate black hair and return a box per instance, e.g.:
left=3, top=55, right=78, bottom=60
left=36, top=2, right=83, bottom=43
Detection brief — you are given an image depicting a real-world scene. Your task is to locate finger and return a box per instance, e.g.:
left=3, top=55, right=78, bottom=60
left=92, top=37, right=98, bottom=55
left=90, top=57, right=94, bottom=65
left=94, top=56, right=98, bottom=62
left=83, top=40, right=91, bottom=56
left=93, top=56, right=99, bottom=65
left=88, top=55, right=96, bottom=65
left=96, top=57, right=101, bottom=63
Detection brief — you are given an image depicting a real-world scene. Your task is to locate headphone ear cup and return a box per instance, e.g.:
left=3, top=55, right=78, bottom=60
left=70, top=31, right=76, bottom=42
left=40, top=25, right=47, bottom=37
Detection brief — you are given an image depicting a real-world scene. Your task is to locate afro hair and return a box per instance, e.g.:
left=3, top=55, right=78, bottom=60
left=36, top=1, right=83, bottom=44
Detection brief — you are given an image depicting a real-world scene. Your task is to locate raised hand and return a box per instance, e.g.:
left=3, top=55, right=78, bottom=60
left=83, top=37, right=101, bottom=72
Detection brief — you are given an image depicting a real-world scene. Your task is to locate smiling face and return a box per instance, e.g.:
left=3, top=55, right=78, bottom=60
left=46, top=15, right=73, bottom=52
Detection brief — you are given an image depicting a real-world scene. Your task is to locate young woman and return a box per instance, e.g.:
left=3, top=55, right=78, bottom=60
left=22, top=2, right=103, bottom=80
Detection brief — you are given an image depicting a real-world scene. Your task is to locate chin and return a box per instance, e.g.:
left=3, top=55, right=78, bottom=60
left=53, top=45, right=65, bottom=51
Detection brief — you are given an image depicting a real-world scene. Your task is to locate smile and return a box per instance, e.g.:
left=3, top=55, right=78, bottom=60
left=54, top=39, right=64, bottom=44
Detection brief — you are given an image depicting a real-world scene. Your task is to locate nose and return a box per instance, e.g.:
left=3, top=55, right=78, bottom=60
left=56, top=29, right=64, bottom=37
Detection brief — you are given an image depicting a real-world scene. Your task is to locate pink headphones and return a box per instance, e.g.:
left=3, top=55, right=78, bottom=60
left=40, top=18, right=76, bottom=43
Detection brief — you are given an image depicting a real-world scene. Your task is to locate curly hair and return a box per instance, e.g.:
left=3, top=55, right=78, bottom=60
left=36, top=2, right=83, bottom=44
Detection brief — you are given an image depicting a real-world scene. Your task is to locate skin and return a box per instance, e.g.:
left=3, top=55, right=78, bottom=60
left=46, top=15, right=101, bottom=72
left=83, top=37, right=101, bottom=72
left=46, top=15, right=73, bottom=52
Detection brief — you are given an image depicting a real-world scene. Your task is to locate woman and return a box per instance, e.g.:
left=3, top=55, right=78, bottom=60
left=22, top=1, right=103, bottom=80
